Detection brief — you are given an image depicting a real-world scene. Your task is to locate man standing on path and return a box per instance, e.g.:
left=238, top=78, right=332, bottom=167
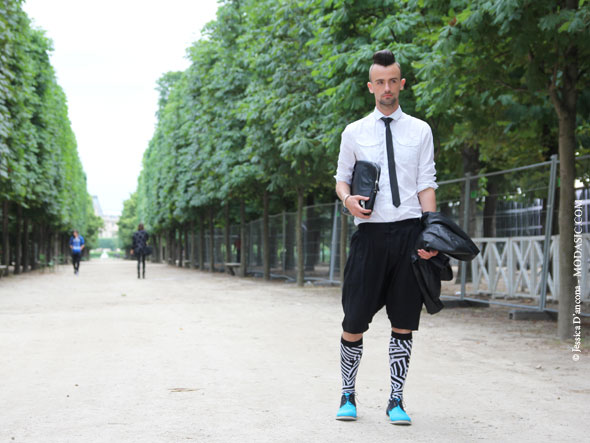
left=334, top=50, right=438, bottom=425
left=131, top=223, right=149, bottom=279
left=69, top=230, right=85, bottom=275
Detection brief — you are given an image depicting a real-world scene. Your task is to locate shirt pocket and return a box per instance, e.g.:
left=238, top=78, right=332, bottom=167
left=394, top=139, right=420, bottom=169
left=355, top=137, right=381, bottom=162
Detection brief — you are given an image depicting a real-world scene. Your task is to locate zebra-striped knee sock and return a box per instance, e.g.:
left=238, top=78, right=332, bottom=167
left=340, top=337, right=363, bottom=395
left=389, top=331, right=413, bottom=401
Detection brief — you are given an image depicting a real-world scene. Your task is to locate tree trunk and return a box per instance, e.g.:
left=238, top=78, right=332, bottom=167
left=269, top=213, right=278, bottom=269
left=304, top=196, right=320, bottom=271
left=14, top=205, right=22, bottom=274
left=191, top=220, right=197, bottom=269
left=456, top=146, right=480, bottom=284
left=1, top=201, right=8, bottom=267
left=166, top=230, right=171, bottom=264
left=65, top=234, right=71, bottom=263
left=285, top=211, right=295, bottom=271
left=483, top=177, right=498, bottom=238
left=149, top=234, right=156, bottom=263
left=44, top=230, right=49, bottom=266
left=550, top=36, right=578, bottom=340
left=209, top=207, right=215, bottom=273
left=173, top=229, right=178, bottom=265
left=31, top=223, right=39, bottom=270
left=60, top=234, right=66, bottom=264
left=47, top=230, right=53, bottom=266
left=263, top=190, right=270, bottom=280
left=42, top=228, right=47, bottom=266
left=239, top=201, right=246, bottom=277
left=557, top=122, right=576, bottom=340
left=461, top=145, right=480, bottom=237
left=296, top=187, right=305, bottom=287
left=168, top=230, right=173, bottom=264
left=199, top=212, right=205, bottom=270
left=178, top=228, right=183, bottom=268
left=184, top=225, right=189, bottom=267
left=54, top=232, right=59, bottom=266
left=182, top=226, right=187, bottom=266
left=173, top=228, right=178, bottom=266
left=225, top=202, right=231, bottom=269
left=23, top=216, right=29, bottom=272
left=39, top=225, right=46, bottom=267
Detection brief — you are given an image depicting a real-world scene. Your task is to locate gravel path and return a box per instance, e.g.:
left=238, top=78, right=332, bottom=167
left=0, top=259, right=588, bottom=442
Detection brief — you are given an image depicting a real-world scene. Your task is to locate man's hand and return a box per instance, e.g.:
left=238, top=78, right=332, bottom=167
left=417, top=249, right=438, bottom=260
left=346, top=195, right=372, bottom=219
left=130, top=249, right=134, bottom=255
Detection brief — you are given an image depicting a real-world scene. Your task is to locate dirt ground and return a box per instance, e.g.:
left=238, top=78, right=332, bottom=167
left=0, top=259, right=588, bottom=443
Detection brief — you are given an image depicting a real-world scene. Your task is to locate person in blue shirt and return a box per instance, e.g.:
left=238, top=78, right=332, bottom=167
left=69, top=230, right=85, bottom=275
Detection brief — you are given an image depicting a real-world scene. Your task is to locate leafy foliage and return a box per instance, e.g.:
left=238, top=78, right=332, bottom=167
left=131, top=0, right=589, bottom=235
left=118, top=191, right=138, bottom=251
left=0, top=0, right=100, bottom=248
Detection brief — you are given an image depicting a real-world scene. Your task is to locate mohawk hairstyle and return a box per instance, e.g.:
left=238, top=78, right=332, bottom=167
left=369, top=49, right=402, bottom=80
left=372, top=49, right=396, bottom=67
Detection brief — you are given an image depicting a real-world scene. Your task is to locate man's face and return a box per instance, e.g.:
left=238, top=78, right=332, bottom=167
left=367, top=63, right=405, bottom=109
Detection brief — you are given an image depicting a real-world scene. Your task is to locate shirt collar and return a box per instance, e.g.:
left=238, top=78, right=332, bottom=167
left=372, top=106, right=403, bottom=122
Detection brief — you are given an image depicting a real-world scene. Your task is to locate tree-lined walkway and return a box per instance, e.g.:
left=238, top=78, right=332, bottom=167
left=0, top=261, right=588, bottom=442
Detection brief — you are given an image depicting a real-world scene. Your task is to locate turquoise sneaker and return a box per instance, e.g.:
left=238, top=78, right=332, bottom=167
left=386, top=397, right=411, bottom=425
left=336, top=393, right=357, bottom=421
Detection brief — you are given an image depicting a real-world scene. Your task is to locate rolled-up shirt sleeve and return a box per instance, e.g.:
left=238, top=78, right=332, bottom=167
left=334, top=126, right=356, bottom=184
left=416, top=124, right=438, bottom=193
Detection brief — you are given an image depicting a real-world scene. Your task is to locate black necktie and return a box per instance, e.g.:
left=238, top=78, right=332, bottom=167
left=381, top=117, right=401, bottom=207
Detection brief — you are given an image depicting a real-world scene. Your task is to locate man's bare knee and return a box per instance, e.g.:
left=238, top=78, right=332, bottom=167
left=392, top=327, right=412, bottom=334
left=342, top=331, right=363, bottom=342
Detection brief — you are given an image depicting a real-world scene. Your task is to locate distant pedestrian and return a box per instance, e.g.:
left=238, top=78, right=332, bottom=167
left=69, top=230, right=85, bottom=275
left=131, top=223, right=149, bottom=279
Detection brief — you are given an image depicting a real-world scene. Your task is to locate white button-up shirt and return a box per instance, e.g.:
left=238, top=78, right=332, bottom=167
left=335, top=106, right=438, bottom=225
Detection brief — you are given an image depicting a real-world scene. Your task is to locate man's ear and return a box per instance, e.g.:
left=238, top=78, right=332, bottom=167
left=367, top=81, right=374, bottom=94
left=400, top=78, right=406, bottom=90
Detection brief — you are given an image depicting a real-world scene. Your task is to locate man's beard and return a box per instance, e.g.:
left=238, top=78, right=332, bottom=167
left=379, top=96, right=397, bottom=107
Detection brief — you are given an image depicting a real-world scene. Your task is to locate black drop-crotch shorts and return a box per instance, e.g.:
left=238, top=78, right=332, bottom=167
left=342, top=218, right=423, bottom=333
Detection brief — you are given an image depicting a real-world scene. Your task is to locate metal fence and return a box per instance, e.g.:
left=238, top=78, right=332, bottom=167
left=433, top=154, right=590, bottom=315
left=189, top=155, right=590, bottom=314
left=242, top=203, right=342, bottom=282
left=201, top=203, right=355, bottom=282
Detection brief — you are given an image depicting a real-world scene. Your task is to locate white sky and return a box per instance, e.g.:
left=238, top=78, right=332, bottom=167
left=23, top=0, right=220, bottom=215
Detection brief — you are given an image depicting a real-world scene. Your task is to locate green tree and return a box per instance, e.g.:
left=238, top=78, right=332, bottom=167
left=1, top=2, right=99, bottom=270
left=132, top=0, right=588, bottom=314
left=412, top=0, right=589, bottom=338
left=118, top=192, right=139, bottom=254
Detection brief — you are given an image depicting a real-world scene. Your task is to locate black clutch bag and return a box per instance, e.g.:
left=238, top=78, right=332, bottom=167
left=342, top=160, right=381, bottom=215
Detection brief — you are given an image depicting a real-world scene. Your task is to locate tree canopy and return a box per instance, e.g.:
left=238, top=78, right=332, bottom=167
left=1, top=0, right=101, bottom=267
left=132, top=0, right=588, bottom=233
